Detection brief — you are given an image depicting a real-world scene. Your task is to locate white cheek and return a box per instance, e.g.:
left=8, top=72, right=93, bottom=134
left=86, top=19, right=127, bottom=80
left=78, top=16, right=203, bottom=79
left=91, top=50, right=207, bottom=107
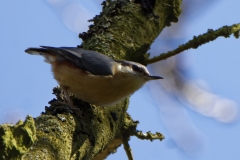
left=117, top=64, right=122, bottom=70
left=118, top=64, right=132, bottom=73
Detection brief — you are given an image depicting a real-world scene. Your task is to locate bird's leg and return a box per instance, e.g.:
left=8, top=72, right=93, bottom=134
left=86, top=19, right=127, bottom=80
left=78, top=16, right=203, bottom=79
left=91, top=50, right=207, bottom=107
left=62, top=88, right=73, bottom=106
left=62, top=88, right=82, bottom=116
left=51, top=86, right=82, bottom=116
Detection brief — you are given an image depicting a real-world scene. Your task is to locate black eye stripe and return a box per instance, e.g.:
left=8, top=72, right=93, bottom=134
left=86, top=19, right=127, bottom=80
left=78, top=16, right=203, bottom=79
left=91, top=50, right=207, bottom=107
left=132, top=65, right=142, bottom=72
left=132, top=65, right=149, bottom=75
left=116, top=60, right=149, bottom=76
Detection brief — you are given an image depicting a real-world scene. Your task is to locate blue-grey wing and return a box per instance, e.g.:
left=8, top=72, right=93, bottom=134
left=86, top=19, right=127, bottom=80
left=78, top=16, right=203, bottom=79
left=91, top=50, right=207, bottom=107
left=40, top=46, right=114, bottom=76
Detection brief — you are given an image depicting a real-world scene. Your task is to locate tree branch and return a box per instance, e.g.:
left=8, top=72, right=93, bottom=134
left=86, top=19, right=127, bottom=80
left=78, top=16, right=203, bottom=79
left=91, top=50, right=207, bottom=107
left=0, top=0, right=182, bottom=159
left=146, top=23, right=240, bottom=64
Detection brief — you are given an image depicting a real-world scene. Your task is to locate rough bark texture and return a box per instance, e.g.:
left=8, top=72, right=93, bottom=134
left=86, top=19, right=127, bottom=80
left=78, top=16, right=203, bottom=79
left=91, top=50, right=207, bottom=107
left=0, top=0, right=181, bottom=159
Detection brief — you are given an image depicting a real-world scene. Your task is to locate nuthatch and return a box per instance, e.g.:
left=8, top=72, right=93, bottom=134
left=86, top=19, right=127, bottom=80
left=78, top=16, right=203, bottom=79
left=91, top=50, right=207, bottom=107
left=25, top=46, right=162, bottom=106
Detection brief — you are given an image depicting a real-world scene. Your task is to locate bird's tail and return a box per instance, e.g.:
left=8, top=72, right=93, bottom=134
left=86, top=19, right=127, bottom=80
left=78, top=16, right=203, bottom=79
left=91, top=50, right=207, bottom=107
left=25, top=47, right=48, bottom=55
left=25, top=47, right=57, bottom=63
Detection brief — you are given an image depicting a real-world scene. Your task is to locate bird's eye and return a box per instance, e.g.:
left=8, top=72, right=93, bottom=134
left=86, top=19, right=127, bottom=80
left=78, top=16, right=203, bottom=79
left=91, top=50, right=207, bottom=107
left=132, top=65, right=141, bottom=72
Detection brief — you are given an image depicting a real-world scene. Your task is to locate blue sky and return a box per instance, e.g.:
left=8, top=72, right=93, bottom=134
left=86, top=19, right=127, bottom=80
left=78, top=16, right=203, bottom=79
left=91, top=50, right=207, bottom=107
left=0, top=1, right=240, bottom=160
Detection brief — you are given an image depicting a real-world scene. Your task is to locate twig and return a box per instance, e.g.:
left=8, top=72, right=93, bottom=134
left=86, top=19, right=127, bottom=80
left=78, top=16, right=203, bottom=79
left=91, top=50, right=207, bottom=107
left=123, top=138, right=134, bottom=160
left=133, top=130, right=165, bottom=141
left=146, top=23, right=240, bottom=64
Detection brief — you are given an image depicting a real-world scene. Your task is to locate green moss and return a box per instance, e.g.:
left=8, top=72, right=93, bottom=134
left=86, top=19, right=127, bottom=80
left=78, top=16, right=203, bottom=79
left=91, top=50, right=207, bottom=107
left=0, top=116, right=36, bottom=159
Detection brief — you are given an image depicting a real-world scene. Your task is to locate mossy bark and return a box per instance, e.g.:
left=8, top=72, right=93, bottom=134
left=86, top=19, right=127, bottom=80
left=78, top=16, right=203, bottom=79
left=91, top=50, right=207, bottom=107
left=0, top=0, right=181, bottom=159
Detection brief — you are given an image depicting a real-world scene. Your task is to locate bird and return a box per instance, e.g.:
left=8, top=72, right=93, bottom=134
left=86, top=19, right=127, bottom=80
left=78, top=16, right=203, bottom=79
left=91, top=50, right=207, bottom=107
left=25, top=46, right=163, bottom=106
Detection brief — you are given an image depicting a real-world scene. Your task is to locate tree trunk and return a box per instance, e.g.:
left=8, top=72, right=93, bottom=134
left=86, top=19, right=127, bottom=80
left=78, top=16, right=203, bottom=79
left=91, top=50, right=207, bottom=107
left=0, top=0, right=181, bottom=159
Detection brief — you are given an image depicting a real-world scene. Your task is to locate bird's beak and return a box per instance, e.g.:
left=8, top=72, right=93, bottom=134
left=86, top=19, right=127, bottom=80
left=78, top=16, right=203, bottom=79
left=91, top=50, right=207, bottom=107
left=147, top=75, right=163, bottom=80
